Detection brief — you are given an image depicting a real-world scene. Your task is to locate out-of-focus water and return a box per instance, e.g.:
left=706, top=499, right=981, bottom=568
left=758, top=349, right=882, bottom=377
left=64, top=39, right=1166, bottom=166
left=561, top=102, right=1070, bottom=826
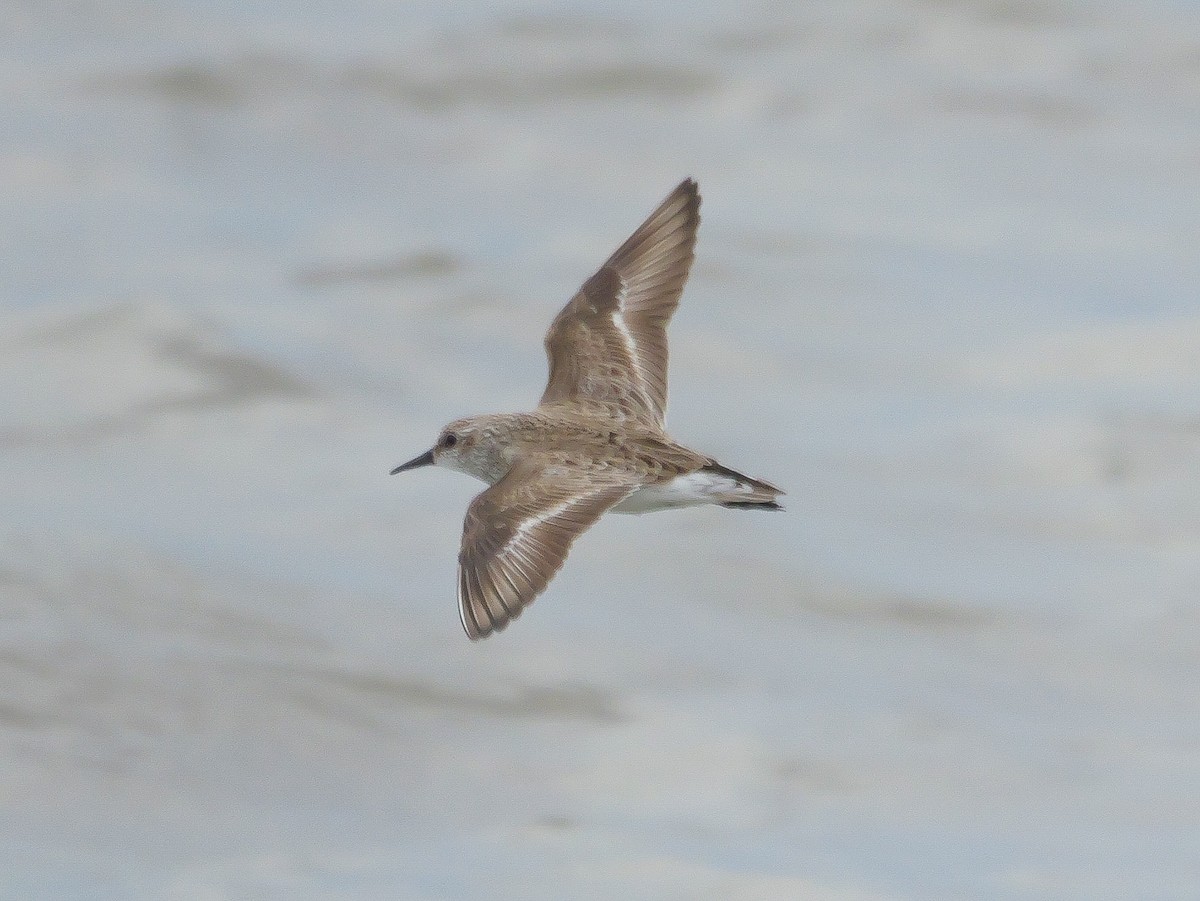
left=3, top=1, right=1200, bottom=898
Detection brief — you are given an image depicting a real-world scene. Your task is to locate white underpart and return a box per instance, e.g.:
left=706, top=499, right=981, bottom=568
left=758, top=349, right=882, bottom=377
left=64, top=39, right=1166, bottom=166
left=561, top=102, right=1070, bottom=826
left=613, top=471, right=750, bottom=514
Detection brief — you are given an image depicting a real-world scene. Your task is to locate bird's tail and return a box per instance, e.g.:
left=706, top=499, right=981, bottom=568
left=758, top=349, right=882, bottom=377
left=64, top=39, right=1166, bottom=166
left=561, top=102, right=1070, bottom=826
left=702, top=461, right=785, bottom=511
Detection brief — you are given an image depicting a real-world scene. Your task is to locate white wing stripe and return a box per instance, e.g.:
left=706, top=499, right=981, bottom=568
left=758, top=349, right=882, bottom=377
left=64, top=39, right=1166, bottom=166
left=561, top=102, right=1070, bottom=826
left=496, top=496, right=575, bottom=561
left=610, top=311, right=656, bottom=414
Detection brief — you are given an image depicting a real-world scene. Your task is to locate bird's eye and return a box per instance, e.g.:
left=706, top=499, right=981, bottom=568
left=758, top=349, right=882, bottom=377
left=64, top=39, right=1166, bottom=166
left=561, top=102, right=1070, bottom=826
left=442, top=433, right=458, bottom=448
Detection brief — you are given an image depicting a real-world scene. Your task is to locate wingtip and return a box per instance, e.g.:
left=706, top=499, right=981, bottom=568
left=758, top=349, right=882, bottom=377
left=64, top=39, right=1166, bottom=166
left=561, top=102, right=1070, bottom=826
left=675, top=177, right=701, bottom=226
left=675, top=177, right=700, bottom=207
left=651, top=177, right=701, bottom=243
left=458, top=562, right=522, bottom=641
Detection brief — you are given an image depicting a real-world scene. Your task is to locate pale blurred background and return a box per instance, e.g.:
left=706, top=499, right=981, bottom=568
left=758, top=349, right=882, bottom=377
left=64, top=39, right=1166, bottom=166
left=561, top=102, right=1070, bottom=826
left=3, top=1, right=1200, bottom=898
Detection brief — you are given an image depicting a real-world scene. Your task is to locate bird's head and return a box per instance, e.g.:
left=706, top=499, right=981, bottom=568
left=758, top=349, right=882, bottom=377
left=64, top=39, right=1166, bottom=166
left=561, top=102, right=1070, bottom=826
left=390, top=415, right=512, bottom=484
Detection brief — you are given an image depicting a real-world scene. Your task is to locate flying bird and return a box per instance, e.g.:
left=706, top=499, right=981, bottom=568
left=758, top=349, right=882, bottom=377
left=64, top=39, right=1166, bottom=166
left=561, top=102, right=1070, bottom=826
left=392, top=179, right=783, bottom=639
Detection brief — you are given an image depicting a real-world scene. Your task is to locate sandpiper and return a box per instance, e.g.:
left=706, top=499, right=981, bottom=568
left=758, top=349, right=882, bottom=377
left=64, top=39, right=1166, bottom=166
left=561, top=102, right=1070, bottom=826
left=392, top=178, right=783, bottom=639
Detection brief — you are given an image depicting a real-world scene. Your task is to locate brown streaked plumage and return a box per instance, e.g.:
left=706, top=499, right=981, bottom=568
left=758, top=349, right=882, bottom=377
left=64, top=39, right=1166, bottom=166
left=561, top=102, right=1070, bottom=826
left=392, top=179, right=784, bottom=640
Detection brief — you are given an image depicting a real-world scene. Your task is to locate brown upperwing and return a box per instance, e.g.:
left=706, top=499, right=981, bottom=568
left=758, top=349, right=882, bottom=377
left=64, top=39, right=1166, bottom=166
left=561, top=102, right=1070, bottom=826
left=456, top=460, right=638, bottom=640
left=539, top=178, right=700, bottom=426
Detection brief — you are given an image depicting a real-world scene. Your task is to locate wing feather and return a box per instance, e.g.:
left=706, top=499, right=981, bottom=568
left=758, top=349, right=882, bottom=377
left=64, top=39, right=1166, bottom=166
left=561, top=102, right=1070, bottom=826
left=457, top=463, right=636, bottom=640
left=540, top=179, right=700, bottom=425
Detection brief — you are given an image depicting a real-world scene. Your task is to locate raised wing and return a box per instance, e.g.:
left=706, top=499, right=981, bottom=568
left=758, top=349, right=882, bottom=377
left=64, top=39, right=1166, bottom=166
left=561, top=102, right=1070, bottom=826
left=457, top=462, right=637, bottom=640
left=539, top=178, right=700, bottom=426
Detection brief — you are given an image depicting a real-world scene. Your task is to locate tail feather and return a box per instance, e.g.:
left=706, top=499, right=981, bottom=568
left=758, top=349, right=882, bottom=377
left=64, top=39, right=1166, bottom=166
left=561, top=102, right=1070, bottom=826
left=722, top=499, right=784, bottom=511
left=702, top=461, right=785, bottom=511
